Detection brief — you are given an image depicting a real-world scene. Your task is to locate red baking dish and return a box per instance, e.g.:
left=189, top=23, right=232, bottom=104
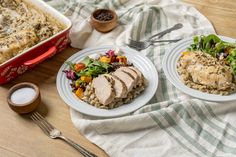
left=0, top=0, right=72, bottom=84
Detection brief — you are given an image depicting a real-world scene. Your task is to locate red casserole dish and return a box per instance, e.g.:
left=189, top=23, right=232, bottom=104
left=0, top=0, right=72, bottom=84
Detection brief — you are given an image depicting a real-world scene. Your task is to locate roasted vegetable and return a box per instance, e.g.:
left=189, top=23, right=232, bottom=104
left=80, top=75, right=92, bottom=83
left=74, top=63, right=85, bottom=72
left=75, top=88, right=84, bottom=98
left=181, top=51, right=189, bottom=56
left=75, top=79, right=84, bottom=88
left=99, top=56, right=111, bottom=63
left=117, top=56, right=127, bottom=65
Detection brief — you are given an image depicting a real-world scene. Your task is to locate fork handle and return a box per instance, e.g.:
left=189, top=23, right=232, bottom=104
left=59, top=136, right=97, bottom=157
left=151, top=39, right=182, bottom=43
left=149, top=23, right=183, bottom=40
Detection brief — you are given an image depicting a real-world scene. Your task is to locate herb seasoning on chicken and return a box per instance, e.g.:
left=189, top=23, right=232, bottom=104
left=177, top=51, right=236, bottom=95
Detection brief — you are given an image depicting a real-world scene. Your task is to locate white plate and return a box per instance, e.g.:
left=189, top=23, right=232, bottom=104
left=57, top=46, right=158, bottom=117
left=162, top=35, right=236, bottom=102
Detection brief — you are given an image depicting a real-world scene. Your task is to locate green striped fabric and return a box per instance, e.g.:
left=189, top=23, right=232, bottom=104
left=47, top=0, right=236, bottom=156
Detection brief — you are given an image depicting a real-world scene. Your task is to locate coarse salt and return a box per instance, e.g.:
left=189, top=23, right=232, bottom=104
left=10, top=87, right=36, bottom=106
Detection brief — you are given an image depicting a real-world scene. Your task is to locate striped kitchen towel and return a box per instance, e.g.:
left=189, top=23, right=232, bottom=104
left=47, top=0, right=236, bottom=156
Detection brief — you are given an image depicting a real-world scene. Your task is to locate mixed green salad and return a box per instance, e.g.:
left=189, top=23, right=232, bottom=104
left=187, top=34, right=236, bottom=75
left=63, top=50, right=130, bottom=98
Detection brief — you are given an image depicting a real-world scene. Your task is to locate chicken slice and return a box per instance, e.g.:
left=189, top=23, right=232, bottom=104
left=128, top=66, right=144, bottom=85
left=113, top=70, right=135, bottom=92
left=117, top=67, right=139, bottom=86
left=104, top=74, right=128, bottom=98
left=128, top=67, right=143, bottom=78
left=91, top=75, right=115, bottom=105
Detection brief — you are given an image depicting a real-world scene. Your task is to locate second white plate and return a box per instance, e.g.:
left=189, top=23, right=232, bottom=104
left=162, top=35, right=236, bottom=102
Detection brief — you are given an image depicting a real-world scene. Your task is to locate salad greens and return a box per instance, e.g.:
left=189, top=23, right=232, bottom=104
left=78, top=57, right=111, bottom=77
left=66, top=56, right=112, bottom=78
left=187, top=34, right=236, bottom=75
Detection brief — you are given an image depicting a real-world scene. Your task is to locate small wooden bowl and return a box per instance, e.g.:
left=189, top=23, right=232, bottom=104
left=7, top=82, right=41, bottom=114
left=90, top=9, right=118, bottom=33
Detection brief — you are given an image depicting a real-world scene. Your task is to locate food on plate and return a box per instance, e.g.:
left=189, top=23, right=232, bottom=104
left=0, top=0, right=64, bottom=64
left=64, top=49, right=147, bottom=109
left=177, top=34, right=236, bottom=95
left=177, top=51, right=236, bottom=95
left=94, top=10, right=114, bottom=21
left=91, top=74, right=115, bottom=106
left=103, top=74, right=127, bottom=98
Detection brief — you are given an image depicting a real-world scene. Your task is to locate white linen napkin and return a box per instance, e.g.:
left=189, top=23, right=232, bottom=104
left=47, top=0, right=236, bottom=156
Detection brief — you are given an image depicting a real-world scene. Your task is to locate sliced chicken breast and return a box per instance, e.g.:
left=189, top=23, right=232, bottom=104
left=113, top=70, right=135, bottom=92
left=117, top=67, right=139, bottom=85
left=129, top=66, right=144, bottom=85
left=129, top=66, right=144, bottom=79
left=92, top=75, right=115, bottom=105
left=104, top=74, right=128, bottom=98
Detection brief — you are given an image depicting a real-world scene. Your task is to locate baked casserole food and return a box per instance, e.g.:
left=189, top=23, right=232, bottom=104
left=0, top=0, right=65, bottom=64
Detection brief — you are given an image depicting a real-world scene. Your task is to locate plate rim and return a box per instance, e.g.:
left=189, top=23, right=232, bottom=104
left=162, top=35, right=236, bottom=102
left=56, top=45, right=158, bottom=117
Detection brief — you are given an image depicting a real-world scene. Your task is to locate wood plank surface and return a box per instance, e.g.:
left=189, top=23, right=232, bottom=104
left=183, top=0, right=236, bottom=38
left=0, top=48, right=107, bottom=157
left=0, top=1, right=236, bottom=157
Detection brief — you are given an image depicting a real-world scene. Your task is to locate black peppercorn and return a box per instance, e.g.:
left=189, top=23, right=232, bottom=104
left=95, top=11, right=113, bottom=21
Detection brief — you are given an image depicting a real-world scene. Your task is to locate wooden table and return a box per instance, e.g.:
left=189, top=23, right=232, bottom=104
left=0, top=1, right=236, bottom=156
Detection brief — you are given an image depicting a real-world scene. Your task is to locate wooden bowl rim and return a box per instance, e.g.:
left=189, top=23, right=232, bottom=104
left=7, top=82, right=40, bottom=108
left=91, top=8, right=118, bottom=24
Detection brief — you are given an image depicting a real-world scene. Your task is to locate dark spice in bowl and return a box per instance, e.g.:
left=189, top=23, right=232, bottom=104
left=95, top=11, right=113, bottom=21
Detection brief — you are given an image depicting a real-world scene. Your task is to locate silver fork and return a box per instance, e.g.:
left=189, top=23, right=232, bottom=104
left=128, top=39, right=182, bottom=50
left=31, top=112, right=97, bottom=157
left=128, top=23, right=183, bottom=45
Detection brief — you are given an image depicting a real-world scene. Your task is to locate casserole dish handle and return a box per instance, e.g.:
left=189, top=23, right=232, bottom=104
left=24, top=46, right=57, bottom=68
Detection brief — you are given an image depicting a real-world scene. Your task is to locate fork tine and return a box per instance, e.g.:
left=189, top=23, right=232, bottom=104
left=128, top=39, right=139, bottom=45
left=31, top=114, right=50, bottom=136
left=127, top=44, right=140, bottom=49
left=129, top=38, right=147, bottom=45
left=32, top=113, right=96, bottom=157
left=34, top=112, right=54, bottom=131
left=129, top=39, right=142, bottom=46
left=128, top=41, right=142, bottom=49
left=32, top=114, right=51, bottom=134
left=128, top=39, right=146, bottom=49
left=130, top=40, right=143, bottom=45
